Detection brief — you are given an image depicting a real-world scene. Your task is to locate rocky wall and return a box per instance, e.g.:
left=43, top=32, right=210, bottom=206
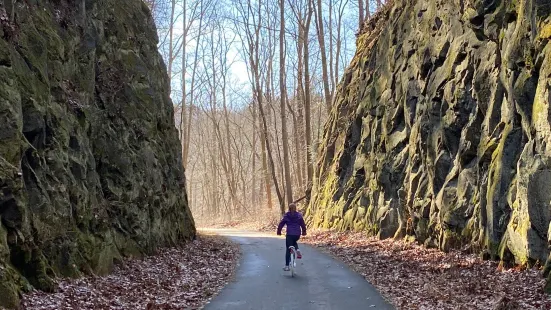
left=306, top=0, right=551, bottom=290
left=0, top=0, right=195, bottom=307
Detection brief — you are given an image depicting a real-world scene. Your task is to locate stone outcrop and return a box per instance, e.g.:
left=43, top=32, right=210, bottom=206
left=0, top=0, right=195, bottom=307
left=306, top=0, right=551, bottom=289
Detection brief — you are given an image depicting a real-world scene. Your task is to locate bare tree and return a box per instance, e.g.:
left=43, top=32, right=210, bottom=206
left=234, top=0, right=284, bottom=214
left=313, top=0, right=332, bottom=111
left=358, top=0, right=364, bottom=28
left=179, top=0, right=209, bottom=168
left=279, top=0, right=293, bottom=205
left=303, top=0, right=314, bottom=188
left=167, top=0, right=177, bottom=83
left=332, top=0, right=349, bottom=90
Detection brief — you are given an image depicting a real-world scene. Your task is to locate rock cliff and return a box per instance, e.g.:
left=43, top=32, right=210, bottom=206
left=0, top=0, right=195, bottom=307
left=306, top=0, right=551, bottom=289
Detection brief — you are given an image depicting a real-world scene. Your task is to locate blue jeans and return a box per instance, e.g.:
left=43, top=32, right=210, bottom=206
left=285, top=235, right=300, bottom=266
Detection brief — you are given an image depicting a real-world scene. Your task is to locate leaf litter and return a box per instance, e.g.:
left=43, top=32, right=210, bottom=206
left=303, top=230, right=551, bottom=310
left=20, top=235, right=239, bottom=310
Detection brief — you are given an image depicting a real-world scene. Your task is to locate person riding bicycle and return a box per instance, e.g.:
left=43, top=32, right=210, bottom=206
left=277, top=203, right=307, bottom=271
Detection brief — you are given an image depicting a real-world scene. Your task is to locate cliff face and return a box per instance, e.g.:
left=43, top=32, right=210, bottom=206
left=0, top=0, right=195, bottom=307
left=307, top=0, right=551, bottom=287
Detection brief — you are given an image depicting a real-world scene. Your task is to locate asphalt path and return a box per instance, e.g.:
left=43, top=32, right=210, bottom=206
left=202, top=229, right=394, bottom=310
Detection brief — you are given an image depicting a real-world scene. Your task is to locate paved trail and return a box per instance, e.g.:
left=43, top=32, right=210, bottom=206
left=203, top=229, right=393, bottom=310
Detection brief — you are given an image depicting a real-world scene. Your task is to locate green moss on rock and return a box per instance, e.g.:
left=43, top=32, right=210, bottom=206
left=0, top=0, right=195, bottom=307
left=306, top=0, right=551, bottom=292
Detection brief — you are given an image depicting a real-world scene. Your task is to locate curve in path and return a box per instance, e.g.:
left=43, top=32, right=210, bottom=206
left=203, top=229, right=394, bottom=310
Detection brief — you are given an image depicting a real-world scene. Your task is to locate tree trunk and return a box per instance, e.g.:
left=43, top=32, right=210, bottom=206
left=294, top=6, right=307, bottom=188
left=179, top=0, right=187, bottom=167
left=260, top=121, right=273, bottom=210
left=334, top=0, right=345, bottom=90
left=179, top=0, right=203, bottom=169
left=287, top=95, right=303, bottom=192
left=167, top=0, right=176, bottom=86
left=220, top=29, right=239, bottom=212
left=251, top=103, right=257, bottom=204
left=304, top=0, right=314, bottom=187
left=358, top=0, right=364, bottom=29
left=279, top=0, right=293, bottom=207
left=328, top=0, right=334, bottom=98
left=313, top=0, right=332, bottom=111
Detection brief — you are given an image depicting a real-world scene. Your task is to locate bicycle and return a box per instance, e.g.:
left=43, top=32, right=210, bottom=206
left=288, top=245, right=297, bottom=277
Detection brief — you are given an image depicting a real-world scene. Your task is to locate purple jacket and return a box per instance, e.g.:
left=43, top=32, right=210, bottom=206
left=277, top=211, right=307, bottom=236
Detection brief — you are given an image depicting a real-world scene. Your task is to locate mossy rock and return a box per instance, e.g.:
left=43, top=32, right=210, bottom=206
left=307, top=0, right=551, bottom=292
left=0, top=0, right=195, bottom=306
left=540, top=24, right=551, bottom=40
left=0, top=279, right=19, bottom=309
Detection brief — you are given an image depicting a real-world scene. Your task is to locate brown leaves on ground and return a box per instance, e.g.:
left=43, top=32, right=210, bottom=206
left=304, top=231, right=551, bottom=310
left=20, top=235, right=239, bottom=310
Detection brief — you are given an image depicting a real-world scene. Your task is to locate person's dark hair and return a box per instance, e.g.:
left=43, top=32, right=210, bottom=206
left=289, top=203, right=297, bottom=212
